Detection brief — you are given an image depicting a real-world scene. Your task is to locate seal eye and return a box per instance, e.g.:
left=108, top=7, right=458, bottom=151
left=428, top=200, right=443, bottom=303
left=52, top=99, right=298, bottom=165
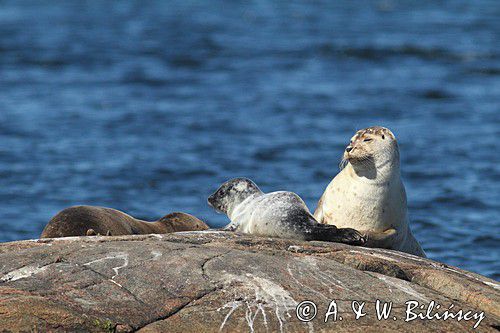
left=382, top=135, right=385, bottom=140
left=363, top=138, right=373, bottom=142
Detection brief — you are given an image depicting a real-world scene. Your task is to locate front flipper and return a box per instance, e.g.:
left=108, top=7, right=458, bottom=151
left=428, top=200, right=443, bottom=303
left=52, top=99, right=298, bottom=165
left=363, top=228, right=398, bottom=249
left=304, top=223, right=366, bottom=246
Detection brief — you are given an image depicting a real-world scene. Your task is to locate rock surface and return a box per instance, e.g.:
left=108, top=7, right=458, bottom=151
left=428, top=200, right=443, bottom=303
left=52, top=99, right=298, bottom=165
left=0, top=231, right=498, bottom=332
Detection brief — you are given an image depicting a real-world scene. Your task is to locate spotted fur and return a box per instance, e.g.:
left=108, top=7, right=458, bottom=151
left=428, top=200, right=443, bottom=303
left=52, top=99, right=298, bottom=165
left=208, top=178, right=365, bottom=245
left=314, top=126, right=426, bottom=257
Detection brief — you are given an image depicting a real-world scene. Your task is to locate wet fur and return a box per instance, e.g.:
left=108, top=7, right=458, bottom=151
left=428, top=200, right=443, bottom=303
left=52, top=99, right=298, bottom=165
left=41, top=206, right=209, bottom=238
left=208, top=178, right=364, bottom=245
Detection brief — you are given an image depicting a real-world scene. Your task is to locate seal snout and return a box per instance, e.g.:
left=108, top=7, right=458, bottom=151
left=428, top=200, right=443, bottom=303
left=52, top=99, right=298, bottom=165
left=207, top=194, right=216, bottom=207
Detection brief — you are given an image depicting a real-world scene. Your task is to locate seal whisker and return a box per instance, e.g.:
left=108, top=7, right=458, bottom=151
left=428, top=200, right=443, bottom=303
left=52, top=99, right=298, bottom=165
left=339, top=157, right=348, bottom=170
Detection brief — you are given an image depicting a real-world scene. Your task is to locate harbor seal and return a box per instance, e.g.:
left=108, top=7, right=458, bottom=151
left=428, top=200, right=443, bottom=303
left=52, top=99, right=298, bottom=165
left=40, top=206, right=209, bottom=238
left=314, top=126, right=426, bottom=257
left=208, top=178, right=365, bottom=245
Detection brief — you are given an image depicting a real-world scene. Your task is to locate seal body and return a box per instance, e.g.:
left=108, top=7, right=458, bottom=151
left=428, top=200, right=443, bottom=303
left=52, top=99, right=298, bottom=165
left=208, top=178, right=365, bottom=245
left=40, top=206, right=209, bottom=238
left=314, top=126, right=426, bottom=257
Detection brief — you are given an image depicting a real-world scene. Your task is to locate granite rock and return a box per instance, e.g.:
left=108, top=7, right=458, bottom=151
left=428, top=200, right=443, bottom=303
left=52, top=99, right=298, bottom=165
left=0, top=231, right=498, bottom=332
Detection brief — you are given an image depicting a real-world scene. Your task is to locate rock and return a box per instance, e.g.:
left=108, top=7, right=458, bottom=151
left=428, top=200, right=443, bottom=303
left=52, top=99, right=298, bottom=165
left=0, top=231, right=498, bottom=332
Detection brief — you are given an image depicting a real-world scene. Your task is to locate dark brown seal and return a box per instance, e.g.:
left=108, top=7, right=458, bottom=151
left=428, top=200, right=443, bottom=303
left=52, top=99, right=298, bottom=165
left=40, top=205, right=209, bottom=238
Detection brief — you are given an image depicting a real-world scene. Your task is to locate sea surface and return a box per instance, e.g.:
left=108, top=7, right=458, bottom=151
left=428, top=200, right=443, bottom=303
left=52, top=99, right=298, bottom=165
left=0, top=1, right=498, bottom=279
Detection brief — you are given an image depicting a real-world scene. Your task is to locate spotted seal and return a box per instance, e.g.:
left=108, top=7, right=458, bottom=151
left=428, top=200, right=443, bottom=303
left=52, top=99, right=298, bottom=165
left=208, top=178, right=365, bottom=245
left=314, top=126, right=426, bottom=257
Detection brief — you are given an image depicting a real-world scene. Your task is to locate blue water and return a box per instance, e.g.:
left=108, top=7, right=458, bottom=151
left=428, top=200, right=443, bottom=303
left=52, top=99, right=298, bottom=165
left=0, top=1, right=498, bottom=279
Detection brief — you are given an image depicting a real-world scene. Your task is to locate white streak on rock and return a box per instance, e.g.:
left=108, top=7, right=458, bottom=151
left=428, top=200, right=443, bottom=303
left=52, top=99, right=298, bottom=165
left=83, top=252, right=129, bottom=280
left=287, top=245, right=303, bottom=252
left=374, top=274, right=429, bottom=302
left=304, top=257, right=356, bottom=294
left=257, top=303, right=268, bottom=332
left=217, top=301, right=240, bottom=332
left=0, top=265, right=48, bottom=282
left=150, top=234, right=164, bottom=239
left=482, top=280, right=500, bottom=290
left=109, top=279, right=123, bottom=288
left=286, top=263, right=327, bottom=300
left=151, top=250, right=162, bottom=260
left=217, top=273, right=298, bottom=333
left=175, top=230, right=224, bottom=235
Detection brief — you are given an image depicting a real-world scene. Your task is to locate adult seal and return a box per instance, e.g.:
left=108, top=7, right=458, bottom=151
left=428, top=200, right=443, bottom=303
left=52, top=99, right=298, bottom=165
left=314, top=126, right=426, bottom=257
left=40, top=205, right=209, bottom=238
left=208, top=177, right=365, bottom=245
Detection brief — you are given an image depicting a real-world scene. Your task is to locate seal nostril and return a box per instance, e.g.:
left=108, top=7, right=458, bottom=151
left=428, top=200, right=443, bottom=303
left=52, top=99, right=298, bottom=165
left=346, top=146, right=353, bottom=153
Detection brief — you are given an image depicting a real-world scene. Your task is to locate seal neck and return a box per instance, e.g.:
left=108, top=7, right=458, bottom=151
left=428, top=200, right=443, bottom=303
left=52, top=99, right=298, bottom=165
left=227, top=191, right=262, bottom=220
left=348, top=151, right=400, bottom=184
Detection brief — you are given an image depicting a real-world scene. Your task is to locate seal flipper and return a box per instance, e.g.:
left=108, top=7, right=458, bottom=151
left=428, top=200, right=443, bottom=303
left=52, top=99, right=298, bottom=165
left=304, top=222, right=366, bottom=246
left=363, top=228, right=398, bottom=248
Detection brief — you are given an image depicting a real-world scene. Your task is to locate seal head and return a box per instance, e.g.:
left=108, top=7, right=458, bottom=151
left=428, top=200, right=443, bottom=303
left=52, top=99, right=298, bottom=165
left=342, top=126, right=399, bottom=180
left=208, top=177, right=261, bottom=215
